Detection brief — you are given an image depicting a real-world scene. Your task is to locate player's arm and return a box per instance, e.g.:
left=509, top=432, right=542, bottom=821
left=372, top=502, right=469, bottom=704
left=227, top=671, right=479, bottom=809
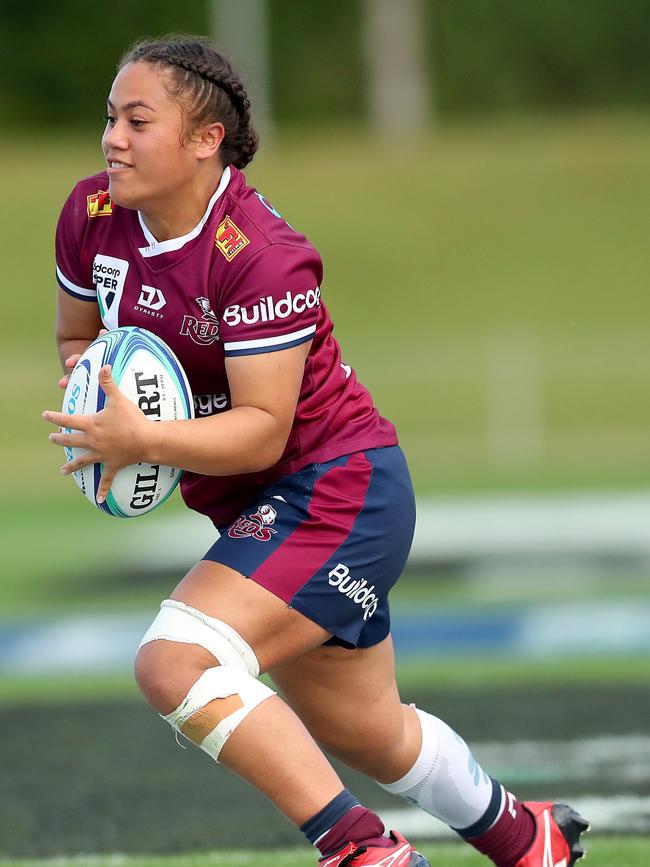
left=55, top=287, right=103, bottom=386
left=45, top=341, right=311, bottom=501
left=146, top=341, right=311, bottom=474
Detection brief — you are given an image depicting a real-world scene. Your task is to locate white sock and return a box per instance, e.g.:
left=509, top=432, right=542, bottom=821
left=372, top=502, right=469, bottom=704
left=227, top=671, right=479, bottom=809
left=378, top=708, right=495, bottom=829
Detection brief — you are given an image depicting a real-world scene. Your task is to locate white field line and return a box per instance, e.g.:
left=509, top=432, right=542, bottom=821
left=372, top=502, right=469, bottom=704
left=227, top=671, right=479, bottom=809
left=471, top=735, right=650, bottom=788
left=379, top=795, right=650, bottom=839
left=377, top=735, right=650, bottom=837
left=122, top=491, right=650, bottom=568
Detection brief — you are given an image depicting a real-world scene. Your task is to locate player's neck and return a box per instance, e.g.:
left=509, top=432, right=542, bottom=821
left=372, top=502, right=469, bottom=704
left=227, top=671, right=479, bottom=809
left=140, top=167, right=225, bottom=243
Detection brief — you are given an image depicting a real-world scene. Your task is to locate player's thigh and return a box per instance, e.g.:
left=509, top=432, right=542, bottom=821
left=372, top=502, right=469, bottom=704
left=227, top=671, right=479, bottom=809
left=168, top=559, right=332, bottom=673
left=269, top=635, right=419, bottom=764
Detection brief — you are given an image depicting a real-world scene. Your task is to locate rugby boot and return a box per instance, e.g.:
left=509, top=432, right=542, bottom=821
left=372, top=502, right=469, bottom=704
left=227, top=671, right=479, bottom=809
left=318, top=830, right=429, bottom=867
left=515, top=801, right=589, bottom=867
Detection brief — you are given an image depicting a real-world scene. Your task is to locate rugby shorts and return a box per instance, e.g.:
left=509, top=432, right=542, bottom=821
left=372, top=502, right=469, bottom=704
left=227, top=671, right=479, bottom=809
left=203, top=446, right=416, bottom=649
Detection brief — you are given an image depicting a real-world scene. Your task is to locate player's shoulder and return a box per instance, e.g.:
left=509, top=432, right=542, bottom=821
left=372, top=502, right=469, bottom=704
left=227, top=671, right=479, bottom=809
left=61, top=171, right=114, bottom=222
left=217, top=167, right=321, bottom=274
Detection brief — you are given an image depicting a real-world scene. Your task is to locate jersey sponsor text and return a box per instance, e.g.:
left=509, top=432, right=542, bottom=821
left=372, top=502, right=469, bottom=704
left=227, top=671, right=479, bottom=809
left=224, top=287, right=321, bottom=327
left=194, top=392, right=229, bottom=416
left=93, top=254, right=129, bottom=328
left=136, top=285, right=166, bottom=316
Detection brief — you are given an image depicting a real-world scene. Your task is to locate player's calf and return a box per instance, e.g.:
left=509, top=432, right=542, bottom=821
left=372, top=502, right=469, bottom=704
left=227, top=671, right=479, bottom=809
left=377, top=708, right=588, bottom=866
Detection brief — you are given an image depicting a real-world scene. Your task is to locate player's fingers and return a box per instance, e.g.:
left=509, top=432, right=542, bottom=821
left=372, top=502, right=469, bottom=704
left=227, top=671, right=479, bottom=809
left=61, top=452, right=96, bottom=475
left=49, top=430, right=87, bottom=448
left=58, top=374, right=71, bottom=390
left=42, top=410, right=89, bottom=429
left=98, top=364, right=118, bottom=396
left=96, top=465, right=116, bottom=503
left=64, top=353, right=82, bottom=370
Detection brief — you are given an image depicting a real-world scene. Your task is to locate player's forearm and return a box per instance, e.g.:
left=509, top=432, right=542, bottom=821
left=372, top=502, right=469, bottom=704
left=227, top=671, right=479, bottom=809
left=144, top=406, right=288, bottom=475
left=57, top=338, right=94, bottom=370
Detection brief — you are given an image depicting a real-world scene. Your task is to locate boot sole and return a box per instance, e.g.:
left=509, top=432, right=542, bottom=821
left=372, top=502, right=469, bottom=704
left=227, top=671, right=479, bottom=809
left=552, top=803, right=591, bottom=866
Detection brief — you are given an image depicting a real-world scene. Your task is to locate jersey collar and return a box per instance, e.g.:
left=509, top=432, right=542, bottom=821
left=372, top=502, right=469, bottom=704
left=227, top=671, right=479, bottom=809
left=137, top=165, right=231, bottom=258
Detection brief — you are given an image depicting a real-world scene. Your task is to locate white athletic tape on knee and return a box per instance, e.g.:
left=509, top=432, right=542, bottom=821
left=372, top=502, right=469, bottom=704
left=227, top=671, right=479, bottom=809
left=163, top=665, right=275, bottom=761
left=139, top=599, right=260, bottom=676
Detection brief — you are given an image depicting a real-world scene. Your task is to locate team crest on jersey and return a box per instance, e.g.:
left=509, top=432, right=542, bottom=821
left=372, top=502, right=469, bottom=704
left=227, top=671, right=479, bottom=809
left=228, top=504, right=278, bottom=541
left=179, top=297, right=220, bottom=346
left=87, top=190, right=112, bottom=218
left=215, top=215, right=250, bottom=261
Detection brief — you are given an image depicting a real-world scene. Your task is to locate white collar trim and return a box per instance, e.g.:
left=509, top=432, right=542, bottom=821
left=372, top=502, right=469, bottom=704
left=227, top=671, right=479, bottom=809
left=137, top=166, right=231, bottom=258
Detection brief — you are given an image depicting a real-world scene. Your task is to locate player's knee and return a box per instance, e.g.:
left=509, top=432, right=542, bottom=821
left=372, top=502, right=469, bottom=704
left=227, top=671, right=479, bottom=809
left=134, top=599, right=275, bottom=761
left=134, top=640, right=214, bottom=714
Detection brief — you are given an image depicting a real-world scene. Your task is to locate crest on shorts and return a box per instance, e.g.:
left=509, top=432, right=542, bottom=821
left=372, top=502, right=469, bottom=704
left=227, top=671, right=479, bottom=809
left=215, top=215, right=250, bottom=261
left=228, top=504, right=278, bottom=541
left=87, top=190, right=112, bottom=218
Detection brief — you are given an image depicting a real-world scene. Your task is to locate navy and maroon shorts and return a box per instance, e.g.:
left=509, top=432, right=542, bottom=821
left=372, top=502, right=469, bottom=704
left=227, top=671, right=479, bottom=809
left=203, top=446, right=416, bottom=649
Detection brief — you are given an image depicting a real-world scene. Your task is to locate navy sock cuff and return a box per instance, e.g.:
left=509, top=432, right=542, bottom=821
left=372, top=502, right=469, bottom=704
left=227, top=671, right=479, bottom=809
left=300, top=789, right=360, bottom=845
left=455, top=777, right=503, bottom=839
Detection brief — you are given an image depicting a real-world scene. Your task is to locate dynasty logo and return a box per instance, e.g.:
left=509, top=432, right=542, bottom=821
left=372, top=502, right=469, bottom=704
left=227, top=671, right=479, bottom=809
left=179, top=297, right=220, bottom=346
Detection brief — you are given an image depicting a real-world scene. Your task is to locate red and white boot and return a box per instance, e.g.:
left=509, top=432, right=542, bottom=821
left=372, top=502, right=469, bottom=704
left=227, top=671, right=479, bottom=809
left=515, top=802, right=589, bottom=867
left=318, top=830, right=429, bottom=867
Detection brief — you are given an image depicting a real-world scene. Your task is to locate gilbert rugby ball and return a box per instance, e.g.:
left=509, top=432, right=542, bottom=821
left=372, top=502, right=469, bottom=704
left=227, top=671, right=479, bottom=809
left=62, top=327, right=194, bottom=517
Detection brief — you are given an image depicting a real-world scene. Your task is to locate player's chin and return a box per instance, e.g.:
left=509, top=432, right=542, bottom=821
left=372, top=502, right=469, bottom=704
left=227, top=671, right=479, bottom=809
left=107, top=178, right=141, bottom=211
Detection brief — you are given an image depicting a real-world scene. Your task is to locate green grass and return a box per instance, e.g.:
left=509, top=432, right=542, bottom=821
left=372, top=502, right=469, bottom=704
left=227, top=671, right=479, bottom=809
left=0, top=838, right=647, bottom=867
left=4, top=112, right=650, bottom=498
left=1, top=654, right=647, bottom=706
left=2, top=112, right=650, bottom=613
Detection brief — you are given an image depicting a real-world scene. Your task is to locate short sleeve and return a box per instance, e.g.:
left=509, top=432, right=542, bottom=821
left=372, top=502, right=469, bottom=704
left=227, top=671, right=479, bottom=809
left=55, top=187, right=96, bottom=301
left=218, top=243, right=323, bottom=357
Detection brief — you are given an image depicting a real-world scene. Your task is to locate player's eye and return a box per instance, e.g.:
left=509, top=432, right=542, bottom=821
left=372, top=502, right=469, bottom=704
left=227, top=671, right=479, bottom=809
left=103, top=113, right=116, bottom=126
left=129, top=118, right=146, bottom=128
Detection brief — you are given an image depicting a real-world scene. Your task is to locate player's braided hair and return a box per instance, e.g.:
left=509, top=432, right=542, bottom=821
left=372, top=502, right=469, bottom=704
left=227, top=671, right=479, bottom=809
left=119, top=36, right=258, bottom=169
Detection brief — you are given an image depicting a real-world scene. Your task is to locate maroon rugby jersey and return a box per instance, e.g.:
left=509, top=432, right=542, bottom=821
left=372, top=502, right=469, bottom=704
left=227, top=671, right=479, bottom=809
left=55, top=166, right=397, bottom=525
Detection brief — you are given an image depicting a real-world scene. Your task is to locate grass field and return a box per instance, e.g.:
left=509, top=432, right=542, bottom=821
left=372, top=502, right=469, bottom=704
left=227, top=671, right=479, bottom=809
left=3, top=111, right=650, bottom=504
left=2, top=670, right=648, bottom=857
left=1, top=113, right=649, bottom=863
left=2, top=110, right=650, bottom=609
left=1, top=838, right=649, bottom=867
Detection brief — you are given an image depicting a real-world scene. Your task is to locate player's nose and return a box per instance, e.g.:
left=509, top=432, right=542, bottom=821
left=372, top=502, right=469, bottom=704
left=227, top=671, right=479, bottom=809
left=102, top=122, right=129, bottom=153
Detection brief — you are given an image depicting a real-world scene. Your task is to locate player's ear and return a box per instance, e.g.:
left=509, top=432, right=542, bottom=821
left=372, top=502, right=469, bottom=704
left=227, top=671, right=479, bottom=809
left=195, top=122, right=225, bottom=161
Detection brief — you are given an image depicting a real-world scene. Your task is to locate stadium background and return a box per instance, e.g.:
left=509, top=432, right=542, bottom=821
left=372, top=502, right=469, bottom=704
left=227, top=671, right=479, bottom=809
left=1, top=1, right=649, bottom=864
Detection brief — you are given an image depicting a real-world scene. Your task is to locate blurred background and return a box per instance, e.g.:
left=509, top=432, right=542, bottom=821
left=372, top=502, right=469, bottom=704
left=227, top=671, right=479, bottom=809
left=1, top=0, right=649, bottom=858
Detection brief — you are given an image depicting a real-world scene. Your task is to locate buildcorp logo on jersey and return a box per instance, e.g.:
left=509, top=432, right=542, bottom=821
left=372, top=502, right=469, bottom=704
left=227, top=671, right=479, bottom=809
left=328, top=563, right=378, bottom=620
left=223, top=287, right=320, bottom=326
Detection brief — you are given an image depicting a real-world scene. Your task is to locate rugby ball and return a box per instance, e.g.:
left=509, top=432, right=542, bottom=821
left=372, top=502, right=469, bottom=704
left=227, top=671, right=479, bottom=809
left=61, top=327, right=194, bottom=517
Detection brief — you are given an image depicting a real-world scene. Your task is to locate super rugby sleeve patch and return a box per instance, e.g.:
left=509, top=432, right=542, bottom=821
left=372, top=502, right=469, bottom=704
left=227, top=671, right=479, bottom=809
left=218, top=243, right=322, bottom=357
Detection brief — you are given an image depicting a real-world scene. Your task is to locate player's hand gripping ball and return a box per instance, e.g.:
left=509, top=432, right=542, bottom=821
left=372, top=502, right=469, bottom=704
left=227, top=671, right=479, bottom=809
left=58, top=327, right=194, bottom=517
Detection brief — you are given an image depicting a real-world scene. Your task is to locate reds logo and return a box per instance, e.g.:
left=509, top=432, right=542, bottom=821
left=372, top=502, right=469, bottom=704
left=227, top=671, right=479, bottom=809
left=228, top=504, right=278, bottom=541
left=180, top=296, right=220, bottom=346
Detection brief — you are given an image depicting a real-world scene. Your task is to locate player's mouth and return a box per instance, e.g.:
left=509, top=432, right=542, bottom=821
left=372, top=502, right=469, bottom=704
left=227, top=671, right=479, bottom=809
left=107, top=160, right=133, bottom=173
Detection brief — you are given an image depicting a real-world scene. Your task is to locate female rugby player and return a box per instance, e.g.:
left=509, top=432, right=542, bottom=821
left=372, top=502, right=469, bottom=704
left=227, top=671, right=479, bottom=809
left=44, top=37, right=588, bottom=867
